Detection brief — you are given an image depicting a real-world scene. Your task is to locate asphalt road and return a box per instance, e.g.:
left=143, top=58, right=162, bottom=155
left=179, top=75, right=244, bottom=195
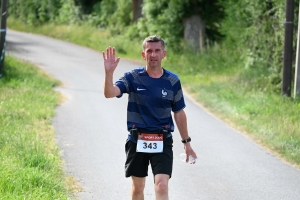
left=6, top=29, right=300, bottom=200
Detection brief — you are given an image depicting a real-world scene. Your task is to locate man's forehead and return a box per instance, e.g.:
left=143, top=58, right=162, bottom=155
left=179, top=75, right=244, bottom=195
left=144, top=42, right=163, bottom=49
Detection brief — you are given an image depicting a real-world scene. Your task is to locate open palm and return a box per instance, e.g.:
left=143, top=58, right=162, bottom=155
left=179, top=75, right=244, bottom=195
left=102, top=46, right=120, bottom=73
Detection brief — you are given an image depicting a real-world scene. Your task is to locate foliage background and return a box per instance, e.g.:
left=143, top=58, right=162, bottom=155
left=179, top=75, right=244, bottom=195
left=7, top=0, right=300, bottom=92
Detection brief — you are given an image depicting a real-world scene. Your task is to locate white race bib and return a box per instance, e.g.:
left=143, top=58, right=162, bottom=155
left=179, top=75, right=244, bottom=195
left=136, top=133, right=164, bottom=153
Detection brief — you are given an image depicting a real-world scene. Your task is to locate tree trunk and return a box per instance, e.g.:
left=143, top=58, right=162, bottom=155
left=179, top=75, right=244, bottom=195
left=132, top=0, right=143, bottom=22
left=183, top=15, right=205, bottom=52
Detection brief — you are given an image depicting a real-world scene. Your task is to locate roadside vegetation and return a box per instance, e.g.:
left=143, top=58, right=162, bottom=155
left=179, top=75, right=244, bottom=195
left=2, top=2, right=300, bottom=200
left=0, top=56, right=73, bottom=199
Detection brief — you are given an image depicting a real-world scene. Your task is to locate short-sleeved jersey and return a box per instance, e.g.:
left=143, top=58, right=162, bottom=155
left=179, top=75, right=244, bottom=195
left=115, top=67, right=186, bottom=132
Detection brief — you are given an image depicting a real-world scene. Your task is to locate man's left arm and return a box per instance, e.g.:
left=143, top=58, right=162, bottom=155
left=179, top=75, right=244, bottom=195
left=174, top=109, right=198, bottom=162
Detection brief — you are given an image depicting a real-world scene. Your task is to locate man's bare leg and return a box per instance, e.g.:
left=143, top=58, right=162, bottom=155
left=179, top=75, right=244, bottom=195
left=154, top=174, right=169, bottom=200
left=131, top=176, right=146, bottom=200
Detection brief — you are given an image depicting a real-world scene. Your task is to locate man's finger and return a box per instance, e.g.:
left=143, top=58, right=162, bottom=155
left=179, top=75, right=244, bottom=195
left=107, top=47, right=110, bottom=59
left=109, top=46, right=113, bottom=59
left=113, top=47, right=116, bottom=58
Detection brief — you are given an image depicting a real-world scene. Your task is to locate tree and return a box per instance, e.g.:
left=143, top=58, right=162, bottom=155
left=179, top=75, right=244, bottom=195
left=132, top=0, right=143, bottom=22
left=75, top=0, right=101, bottom=14
left=138, top=0, right=224, bottom=52
left=183, top=15, right=205, bottom=52
left=8, top=0, right=62, bottom=24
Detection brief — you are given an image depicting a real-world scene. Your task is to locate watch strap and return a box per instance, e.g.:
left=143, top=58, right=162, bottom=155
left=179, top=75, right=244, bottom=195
left=181, top=137, right=191, bottom=143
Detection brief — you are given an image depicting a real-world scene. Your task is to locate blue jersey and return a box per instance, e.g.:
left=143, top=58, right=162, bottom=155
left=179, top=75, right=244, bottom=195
left=115, top=67, right=186, bottom=133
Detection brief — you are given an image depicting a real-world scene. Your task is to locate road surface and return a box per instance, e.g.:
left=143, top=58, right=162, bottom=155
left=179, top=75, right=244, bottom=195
left=6, top=29, right=300, bottom=200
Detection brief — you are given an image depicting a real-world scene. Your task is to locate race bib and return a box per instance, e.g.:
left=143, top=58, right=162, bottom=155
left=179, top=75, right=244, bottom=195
left=136, top=133, right=164, bottom=153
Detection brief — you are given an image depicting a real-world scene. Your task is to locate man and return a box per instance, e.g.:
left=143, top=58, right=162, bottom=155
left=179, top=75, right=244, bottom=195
left=103, top=35, right=197, bottom=200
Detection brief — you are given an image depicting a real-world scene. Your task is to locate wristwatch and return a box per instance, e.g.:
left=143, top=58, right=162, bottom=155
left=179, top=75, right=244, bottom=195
left=181, top=137, right=191, bottom=143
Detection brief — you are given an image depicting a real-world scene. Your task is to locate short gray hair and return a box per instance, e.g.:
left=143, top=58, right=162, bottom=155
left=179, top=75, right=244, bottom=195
left=142, top=35, right=165, bottom=50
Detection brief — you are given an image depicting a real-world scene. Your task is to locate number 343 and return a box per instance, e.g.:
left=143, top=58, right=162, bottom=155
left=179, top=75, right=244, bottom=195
left=143, top=142, right=157, bottom=149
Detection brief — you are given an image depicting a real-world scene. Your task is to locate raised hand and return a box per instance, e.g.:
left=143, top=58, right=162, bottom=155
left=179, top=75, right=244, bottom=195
left=102, top=46, right=120, bottom=74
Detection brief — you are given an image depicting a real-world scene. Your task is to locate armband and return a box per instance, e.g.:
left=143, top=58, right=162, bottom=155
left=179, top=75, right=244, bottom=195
left=181, top=137, right=191, bottom=143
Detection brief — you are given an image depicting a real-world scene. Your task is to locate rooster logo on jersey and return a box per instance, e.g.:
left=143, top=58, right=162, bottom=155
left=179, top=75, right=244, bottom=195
left=161, top=89, right=167, bottom=98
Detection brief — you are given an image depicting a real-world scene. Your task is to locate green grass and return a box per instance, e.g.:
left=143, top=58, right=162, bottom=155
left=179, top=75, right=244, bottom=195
left=7, top=17, right=300, bottom=168
left=187, top=79, right=300, bottom=165
left=0, top=56, right=73, bottom=199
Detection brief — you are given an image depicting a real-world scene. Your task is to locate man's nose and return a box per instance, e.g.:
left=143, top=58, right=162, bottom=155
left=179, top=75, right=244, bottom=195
left=151, top=51, right=156, bottom=56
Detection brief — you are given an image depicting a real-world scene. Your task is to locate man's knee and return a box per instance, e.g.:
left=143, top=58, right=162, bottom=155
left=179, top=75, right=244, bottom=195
left=155, top=181, right=168, bottom=194
left=154, top=174, right=169, bottom=195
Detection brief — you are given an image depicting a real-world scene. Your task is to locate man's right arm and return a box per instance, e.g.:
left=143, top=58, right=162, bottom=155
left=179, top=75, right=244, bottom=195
left=104, top=73, right=121, bottom=98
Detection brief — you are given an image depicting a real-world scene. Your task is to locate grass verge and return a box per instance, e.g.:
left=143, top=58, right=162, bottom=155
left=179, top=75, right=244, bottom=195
left=0, top=56, right=73, bottom=199
left=7, top=17, right=300, bottom=168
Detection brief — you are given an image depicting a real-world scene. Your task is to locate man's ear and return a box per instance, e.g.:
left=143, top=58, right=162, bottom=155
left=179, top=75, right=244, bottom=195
left=163, top=50, right=167, bottom=58
left=141, top=52, right=146, bottom=60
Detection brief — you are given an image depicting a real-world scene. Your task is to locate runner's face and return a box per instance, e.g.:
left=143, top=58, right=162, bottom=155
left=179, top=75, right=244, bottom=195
left=142, top=42, right=166, bottom=69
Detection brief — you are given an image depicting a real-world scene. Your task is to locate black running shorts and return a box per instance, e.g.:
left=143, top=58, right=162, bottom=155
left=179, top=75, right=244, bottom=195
left=125, top=136, right=173, bottom=178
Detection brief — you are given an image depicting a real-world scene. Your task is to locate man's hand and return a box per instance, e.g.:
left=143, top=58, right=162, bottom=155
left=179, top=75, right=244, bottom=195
left=184, top=143, right=198, bottom=164
left=102, top=46, right=120, bottom=74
